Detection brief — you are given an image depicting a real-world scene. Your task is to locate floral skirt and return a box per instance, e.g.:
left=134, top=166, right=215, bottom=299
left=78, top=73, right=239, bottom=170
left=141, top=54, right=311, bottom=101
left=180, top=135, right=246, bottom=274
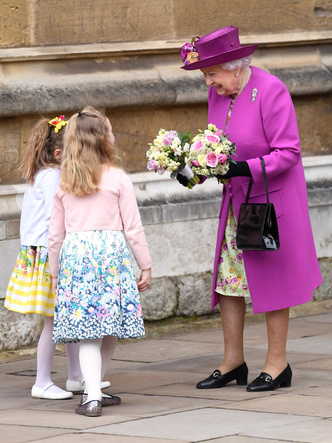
left=215, top=202, right=251, bottom=298
left=52, top=230, right=145, bottom=343
left=5, top=246, right=55, bottom=316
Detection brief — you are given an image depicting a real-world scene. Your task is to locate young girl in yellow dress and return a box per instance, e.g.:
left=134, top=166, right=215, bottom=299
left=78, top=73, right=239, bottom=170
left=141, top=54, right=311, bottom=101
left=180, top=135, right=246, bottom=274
left=5, top=115, right=109, bottom=399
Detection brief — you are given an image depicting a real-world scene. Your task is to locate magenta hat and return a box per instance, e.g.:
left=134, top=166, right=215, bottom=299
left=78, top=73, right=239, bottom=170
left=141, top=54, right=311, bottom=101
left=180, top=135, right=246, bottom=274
left=181, top=26, right=258, bottom=70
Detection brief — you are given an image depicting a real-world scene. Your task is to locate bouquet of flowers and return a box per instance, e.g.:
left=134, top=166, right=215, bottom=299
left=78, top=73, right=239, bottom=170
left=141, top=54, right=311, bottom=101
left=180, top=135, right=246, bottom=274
left=146, top=129, right=201, bottom=187
left=186, top=124, right=237, bottom=183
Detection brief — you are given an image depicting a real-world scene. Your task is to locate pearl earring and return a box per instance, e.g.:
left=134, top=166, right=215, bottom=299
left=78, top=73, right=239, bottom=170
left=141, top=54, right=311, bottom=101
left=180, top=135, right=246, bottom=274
left=235, top=72, right=239, bottom=77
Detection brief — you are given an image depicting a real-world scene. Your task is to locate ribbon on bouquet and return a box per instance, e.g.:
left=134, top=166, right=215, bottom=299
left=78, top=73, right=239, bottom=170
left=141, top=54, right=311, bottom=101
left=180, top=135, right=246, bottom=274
left=178, top=164, right=201, bottom=189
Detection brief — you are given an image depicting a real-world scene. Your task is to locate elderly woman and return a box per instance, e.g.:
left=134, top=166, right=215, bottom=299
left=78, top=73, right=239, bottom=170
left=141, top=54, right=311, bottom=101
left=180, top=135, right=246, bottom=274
left=178, top=26, right=323, bottom=391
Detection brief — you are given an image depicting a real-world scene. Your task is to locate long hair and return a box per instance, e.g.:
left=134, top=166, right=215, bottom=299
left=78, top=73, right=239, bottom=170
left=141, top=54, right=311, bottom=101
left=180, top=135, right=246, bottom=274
left=19, top=118, right=65, bottom=184
left=60, top=106, right=121, bottom=196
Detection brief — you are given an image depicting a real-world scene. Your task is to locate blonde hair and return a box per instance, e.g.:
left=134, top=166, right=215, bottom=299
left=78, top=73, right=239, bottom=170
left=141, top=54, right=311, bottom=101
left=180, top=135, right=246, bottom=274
left=19, top=118, right=65, bottom=184
left=60, top=106, right=121, bottom=196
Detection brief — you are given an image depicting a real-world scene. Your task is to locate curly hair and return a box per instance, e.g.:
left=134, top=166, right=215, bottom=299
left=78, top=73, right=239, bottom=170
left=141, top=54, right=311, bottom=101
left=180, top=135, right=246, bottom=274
left=19, top=118, right=65, bottom=184
left=221, top=55, right=252, bottom=71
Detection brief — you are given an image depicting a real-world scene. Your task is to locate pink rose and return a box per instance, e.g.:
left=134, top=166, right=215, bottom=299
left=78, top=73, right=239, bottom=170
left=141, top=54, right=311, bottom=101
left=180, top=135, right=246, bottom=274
left=157, top=166, right=165, bottom=175
left=192, top=139, right=203, bottom=150
left=205, top=152, right=218, bottom=167
left=206, top=134, right=220, bottom=143
left=147, top=159, right=157, bottom=170
left=218, top=154, right=228, bottom=165
left=215, top=129, right=223, bottom=136
left=192, top=159, right=200, bottom=166
left=163, top=134, right=172, bottom=146
left=163, top=130, right=178, bottom=146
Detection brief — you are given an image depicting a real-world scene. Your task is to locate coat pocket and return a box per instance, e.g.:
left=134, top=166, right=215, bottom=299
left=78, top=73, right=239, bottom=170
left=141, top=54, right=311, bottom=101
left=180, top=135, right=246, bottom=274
left=241, top=175, right=284, bottom=218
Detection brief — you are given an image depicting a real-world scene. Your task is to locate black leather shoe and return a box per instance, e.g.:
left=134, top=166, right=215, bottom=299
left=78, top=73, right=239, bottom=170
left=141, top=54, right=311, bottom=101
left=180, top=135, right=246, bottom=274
left=246, top=364, right=292, bottom=392
left=196, top=362, right=248, bottom=389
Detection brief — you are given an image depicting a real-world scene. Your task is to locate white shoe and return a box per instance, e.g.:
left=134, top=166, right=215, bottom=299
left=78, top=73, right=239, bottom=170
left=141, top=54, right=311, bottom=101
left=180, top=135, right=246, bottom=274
left=66, top=379, right=111, bottom=393
left=31, top=382, right=73, bottom=400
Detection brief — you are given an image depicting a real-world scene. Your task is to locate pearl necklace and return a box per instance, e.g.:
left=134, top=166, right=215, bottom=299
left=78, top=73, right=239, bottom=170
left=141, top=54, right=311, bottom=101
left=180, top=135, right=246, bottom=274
left=227, top=68, right=251, bottom=129
left=237, top=67, right=251, bottom=96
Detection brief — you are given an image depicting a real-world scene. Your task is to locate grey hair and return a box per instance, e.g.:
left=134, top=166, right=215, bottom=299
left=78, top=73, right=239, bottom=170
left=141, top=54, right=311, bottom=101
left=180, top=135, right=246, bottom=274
left=221, top=56, right=252, bottom=71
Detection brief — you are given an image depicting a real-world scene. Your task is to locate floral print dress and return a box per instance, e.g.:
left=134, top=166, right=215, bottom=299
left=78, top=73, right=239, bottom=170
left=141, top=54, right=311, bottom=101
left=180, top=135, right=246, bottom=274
left=215, top=202, right=251, bottom=298
left=52, top=230, right=145, bottom=343
left=215, top=93, right=251, bottom=299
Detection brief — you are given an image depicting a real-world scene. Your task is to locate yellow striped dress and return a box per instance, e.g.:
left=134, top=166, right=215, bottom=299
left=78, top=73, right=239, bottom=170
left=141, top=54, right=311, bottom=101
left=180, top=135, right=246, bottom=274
left=5, top=245, right=55, bottom=316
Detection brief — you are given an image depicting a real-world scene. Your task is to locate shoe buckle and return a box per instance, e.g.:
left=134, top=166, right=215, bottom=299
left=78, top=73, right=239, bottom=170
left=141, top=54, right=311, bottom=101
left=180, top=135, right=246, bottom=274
left=265, top=375, right=272, bottom=382
left=212, top=371, right=220, bottom=378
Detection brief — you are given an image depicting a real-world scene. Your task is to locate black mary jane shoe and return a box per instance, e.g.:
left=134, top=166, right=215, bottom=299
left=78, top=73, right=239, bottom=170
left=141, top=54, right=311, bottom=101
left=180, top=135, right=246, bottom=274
left=196, top=362, right=248, bottom=389
left=246, top=364, right=292, bottom=392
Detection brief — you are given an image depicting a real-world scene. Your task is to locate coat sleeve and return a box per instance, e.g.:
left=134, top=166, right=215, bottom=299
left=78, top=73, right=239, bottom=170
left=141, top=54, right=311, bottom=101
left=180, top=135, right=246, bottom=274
left=48, top=191, right=66, bottom=278
left=247, top=78, right=302, bottom=183
left=118, top=172, right=152, bottom=271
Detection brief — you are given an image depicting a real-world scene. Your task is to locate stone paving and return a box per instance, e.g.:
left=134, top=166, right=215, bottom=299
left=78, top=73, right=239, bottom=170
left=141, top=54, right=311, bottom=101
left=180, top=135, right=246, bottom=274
left=0, top=307, right=332, bottom=442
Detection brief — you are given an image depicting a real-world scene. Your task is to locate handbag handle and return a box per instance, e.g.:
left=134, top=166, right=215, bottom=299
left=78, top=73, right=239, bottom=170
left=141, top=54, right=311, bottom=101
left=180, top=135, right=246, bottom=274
left=245, top=158, right=269, bottom=204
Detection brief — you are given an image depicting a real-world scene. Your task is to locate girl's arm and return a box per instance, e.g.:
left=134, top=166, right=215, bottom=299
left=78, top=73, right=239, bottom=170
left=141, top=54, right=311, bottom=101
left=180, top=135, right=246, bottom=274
left=48, top=192, right=66, bottom=278
left=118, top=172, right=152, bottom=272
left=137, top=269, right=151, bottom=292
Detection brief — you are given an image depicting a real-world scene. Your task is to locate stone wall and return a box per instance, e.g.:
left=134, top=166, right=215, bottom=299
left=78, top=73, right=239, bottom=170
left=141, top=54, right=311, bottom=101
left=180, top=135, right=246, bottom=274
left=1, top=0, right=332, bottom=48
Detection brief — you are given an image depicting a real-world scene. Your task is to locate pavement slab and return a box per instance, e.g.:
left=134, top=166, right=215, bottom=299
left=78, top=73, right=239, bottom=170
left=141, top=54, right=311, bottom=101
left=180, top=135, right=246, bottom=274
left=0, top=307, right=332, bottom=442
left=84, top=408, right=317, bottom=440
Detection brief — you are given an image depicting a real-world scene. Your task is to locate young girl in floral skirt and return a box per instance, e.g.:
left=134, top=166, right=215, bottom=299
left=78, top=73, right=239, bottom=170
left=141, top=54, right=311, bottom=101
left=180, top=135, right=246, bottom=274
left=4, top=115, right=95, bottom=399
left=48, top=106, right=152, bottom=417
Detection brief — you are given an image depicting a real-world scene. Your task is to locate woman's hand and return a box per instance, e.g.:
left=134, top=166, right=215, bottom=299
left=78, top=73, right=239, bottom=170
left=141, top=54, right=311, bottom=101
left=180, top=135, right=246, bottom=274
left=176, top=173, right=189, bottom=187
left=137, top=268, right=151, bottom=292
left=219, top=161, right=252, bottom=179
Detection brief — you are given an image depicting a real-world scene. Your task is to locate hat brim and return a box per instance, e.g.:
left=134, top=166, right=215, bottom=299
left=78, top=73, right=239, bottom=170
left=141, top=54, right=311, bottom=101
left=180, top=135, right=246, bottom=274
left=181, top=44, right=258, bottom=71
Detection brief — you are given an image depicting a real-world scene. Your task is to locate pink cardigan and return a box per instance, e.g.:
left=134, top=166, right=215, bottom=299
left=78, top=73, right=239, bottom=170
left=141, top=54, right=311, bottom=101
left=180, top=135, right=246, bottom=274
left=48, top=166, right=151, bottom=277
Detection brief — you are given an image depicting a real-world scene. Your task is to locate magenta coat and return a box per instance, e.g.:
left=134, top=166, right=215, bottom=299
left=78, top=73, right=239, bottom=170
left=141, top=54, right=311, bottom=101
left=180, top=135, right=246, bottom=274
left=209, top=66, right=323, bottom=314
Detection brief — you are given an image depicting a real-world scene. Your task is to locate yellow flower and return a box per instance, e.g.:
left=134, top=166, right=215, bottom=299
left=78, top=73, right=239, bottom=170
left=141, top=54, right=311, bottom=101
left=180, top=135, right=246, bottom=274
left=198, top=154, right=207, bottom=166
left=73, top=308, right=82, bottom=319
left=208, top=123, right=217, bottom=131
left=110, top=266, right=118, bottom=276
left=229, top=267, right=234, bottom=273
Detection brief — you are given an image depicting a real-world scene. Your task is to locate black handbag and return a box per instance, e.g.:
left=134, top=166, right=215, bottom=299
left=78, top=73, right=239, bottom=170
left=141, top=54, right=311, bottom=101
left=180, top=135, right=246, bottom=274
left=236, top=158, right=280, bottom=251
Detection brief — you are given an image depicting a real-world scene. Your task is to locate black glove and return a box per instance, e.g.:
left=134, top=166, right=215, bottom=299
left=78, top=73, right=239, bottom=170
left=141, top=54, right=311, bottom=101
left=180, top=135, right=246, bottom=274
left=176, top=173, right=189, bottom=187
left=218, top=161, right=252, bottom=179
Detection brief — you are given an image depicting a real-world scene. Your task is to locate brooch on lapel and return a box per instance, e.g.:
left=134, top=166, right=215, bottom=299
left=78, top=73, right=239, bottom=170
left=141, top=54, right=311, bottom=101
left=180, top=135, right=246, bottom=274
left=252, top=88, right=258, bottom=103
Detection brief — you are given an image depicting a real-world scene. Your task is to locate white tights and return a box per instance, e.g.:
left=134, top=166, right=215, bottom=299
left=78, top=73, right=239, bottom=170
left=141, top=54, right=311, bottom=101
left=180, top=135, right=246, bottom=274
left=79, top=336, right=118, bottom=402
left=35, top=316, right=82, bottom=393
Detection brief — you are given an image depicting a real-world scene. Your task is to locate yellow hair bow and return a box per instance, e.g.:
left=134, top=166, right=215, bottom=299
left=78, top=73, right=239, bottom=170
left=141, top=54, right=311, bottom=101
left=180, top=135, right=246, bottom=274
left=48, top=115, right=68, bottom=133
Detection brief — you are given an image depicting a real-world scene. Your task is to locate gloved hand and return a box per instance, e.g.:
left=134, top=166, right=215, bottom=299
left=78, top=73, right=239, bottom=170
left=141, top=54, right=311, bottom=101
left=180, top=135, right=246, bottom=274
left=218, top=161, right=252, bottom=179
left=176, top=164, right=193, bottom=187
left=176, top=173, right=189, bottom=187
